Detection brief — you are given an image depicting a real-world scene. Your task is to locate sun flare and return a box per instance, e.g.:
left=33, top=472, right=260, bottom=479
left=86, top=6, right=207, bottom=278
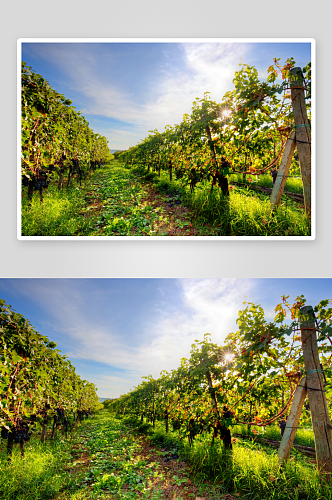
left=221, top=108, right=232, bottom=118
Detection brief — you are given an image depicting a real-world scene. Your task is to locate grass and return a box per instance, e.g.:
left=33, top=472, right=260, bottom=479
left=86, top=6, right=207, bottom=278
left=232, top=424, right=315, bottom=448
left=21, top=183, right=90, bottom=236
left=183, top=182, right=308, bottom=236
left=228, top=172, right=304, bottom=194
left=21, top=161, right=311, bottom=237
left=90, top=166, right=174, bottom=236
left=0, top=432, right=80, bottom=499
left=119, top=414, right=332, bottom=500
left=182, top=436, right=320, bottom=500
left=21, top=165, right=180, bottom=237
left=1, top=411, right=331, bottom=500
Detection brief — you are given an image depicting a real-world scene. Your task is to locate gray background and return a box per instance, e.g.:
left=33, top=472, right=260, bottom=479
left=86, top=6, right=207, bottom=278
left=1, top=0, right=329, bottom=278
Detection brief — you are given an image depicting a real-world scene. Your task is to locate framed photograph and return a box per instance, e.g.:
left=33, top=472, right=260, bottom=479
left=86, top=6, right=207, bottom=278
left=18, top=38, right=315, bottom=240
left=1, top=277, right=332, bottom=491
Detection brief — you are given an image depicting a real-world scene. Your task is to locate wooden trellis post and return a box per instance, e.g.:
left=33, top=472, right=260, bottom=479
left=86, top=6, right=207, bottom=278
left=278, top=306, right=332, bottom=480
left=301, top=305, right=332, bottom=477
left=270, top=131, right=296, bottom=208
left=290, top=67, right=311, bottom=219
left=270, top=67, right=311, bottom=216
left=278, top=376, right=307, bottom=463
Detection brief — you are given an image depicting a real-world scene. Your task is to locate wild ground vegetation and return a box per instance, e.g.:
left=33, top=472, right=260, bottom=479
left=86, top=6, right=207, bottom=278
left=21, top=161, right=309, bottom=237
left=1, top=410, right=331, bottom=500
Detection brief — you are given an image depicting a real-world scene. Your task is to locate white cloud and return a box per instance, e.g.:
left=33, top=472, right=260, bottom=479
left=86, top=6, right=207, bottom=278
left=134, top=278, right=255, bottom=377
left=26, top=42, right=252, bottom=149
left=125, top=43, right=249, bottom=133
left=6, top=278, right=256, bottom=396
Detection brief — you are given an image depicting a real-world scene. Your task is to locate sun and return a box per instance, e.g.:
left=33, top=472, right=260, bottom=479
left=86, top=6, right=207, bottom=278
left=217, top=106, right=232, bottom=123
left=223, top=352, right=234, bottom=362
left=221, top=109, right=232, bottom=118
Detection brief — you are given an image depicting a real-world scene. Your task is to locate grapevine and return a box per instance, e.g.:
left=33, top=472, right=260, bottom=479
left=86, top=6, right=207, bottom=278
left=0, top=299, right=100, bottom=457
left=108, top=296, right=332, bottom=452
left=120, top=58, right=311, bottom=196
left=21, top=62, right=112, bottom=202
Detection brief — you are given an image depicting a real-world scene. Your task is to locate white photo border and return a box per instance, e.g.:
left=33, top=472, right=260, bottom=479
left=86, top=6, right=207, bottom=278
left=17, top=37, right=316, bottom=241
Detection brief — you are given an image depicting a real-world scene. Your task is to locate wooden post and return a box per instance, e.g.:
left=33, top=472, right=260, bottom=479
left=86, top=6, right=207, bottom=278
left=289, top=67, right=311, bottom=219
left=300, top=305, right=332, bottom=478
left=270, top=130, right=296, bottom=209
left=278, top=376, right=307, bottom=463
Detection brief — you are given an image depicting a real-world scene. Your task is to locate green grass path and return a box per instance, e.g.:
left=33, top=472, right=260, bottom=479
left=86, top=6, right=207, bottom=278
left=21, top=162, right=310, bottom=237
left=2, top=410, right=332, bottom=500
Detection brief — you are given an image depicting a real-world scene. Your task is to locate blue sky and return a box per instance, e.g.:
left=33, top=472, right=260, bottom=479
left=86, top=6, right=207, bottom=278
left=0, top=278, right=329, bottom=398
left=21, top=40, right=312, bottom=151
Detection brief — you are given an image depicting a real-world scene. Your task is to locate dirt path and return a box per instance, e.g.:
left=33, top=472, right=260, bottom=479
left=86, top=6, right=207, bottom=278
left=56, top=414, right=242, bottom=500
left=79, top=168, right=218, bottom=236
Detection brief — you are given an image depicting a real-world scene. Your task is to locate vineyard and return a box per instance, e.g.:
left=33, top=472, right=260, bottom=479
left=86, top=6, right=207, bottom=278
left=21, top=61, right=112, bottom=204
left=102, top=296, right=332, bottom=497
left=1, top=296, right=332, bottom=499
left=20, top=57, right=312, bottom=237
left=0, top=299, right=101, bottom=459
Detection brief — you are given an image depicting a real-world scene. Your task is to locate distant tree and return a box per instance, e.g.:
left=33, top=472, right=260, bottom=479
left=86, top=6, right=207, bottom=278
left=103, top=399, right=114, bottom=410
